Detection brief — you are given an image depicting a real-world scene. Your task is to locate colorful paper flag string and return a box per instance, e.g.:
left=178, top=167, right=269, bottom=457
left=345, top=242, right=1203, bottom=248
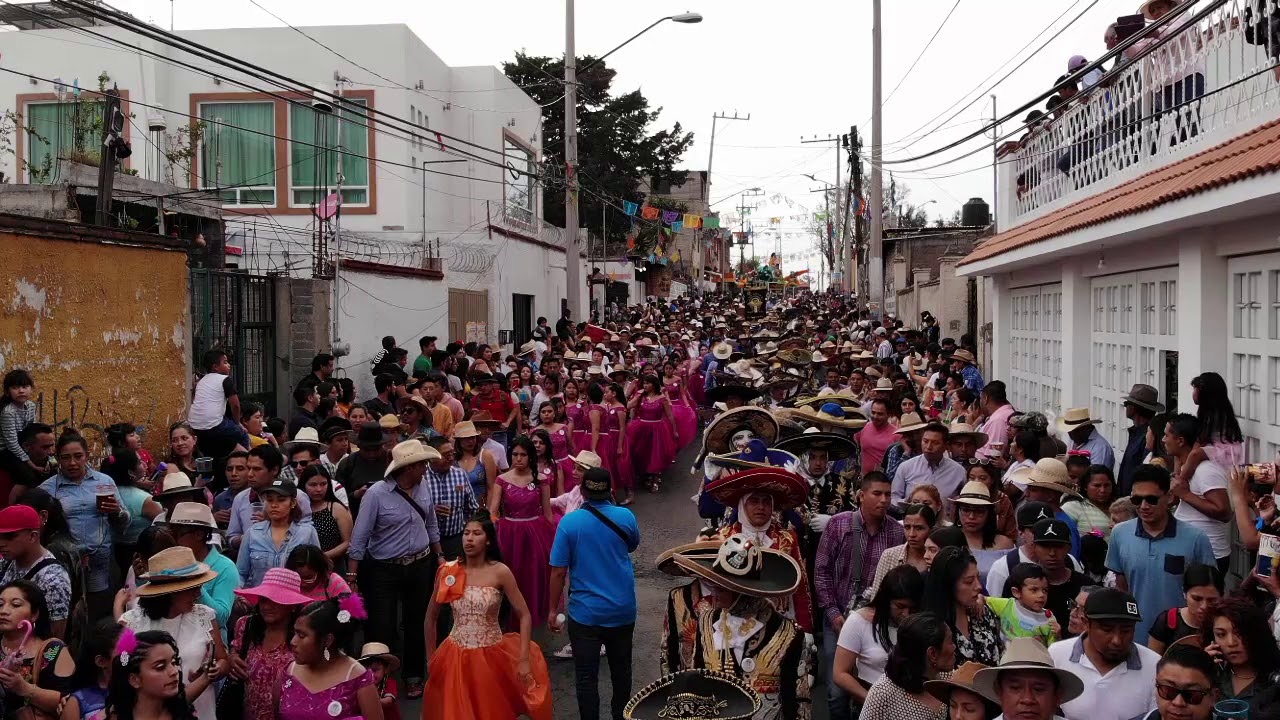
left=623, top=200, right=639, bottom=216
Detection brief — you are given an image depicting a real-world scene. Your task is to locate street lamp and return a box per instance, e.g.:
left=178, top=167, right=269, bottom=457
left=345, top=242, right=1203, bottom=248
left=565, top=8, right=703, bottom=321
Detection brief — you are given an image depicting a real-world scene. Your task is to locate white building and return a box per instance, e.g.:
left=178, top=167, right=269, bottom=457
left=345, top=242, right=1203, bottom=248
left=0, top=6, right=583, bottom=397
left=959, top=0, right=1280, bottom=458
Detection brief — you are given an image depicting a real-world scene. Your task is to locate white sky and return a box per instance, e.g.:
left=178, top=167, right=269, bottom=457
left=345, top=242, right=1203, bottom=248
left=107, top=0, right=1142, bottom=256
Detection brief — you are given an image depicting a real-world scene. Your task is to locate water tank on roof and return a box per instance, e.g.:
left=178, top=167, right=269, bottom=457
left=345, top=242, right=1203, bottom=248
left=961, top=197, right=990, bottom=227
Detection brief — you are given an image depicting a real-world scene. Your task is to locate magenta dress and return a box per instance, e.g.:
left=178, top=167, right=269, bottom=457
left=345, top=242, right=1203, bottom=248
left=600, top=404, right=635, bottom=491
left=566, top=400, right=590, bottom=462
left=665, top=379, right=698, bottom=449
left=277, top=663, right=373, bottom=720
left=547, top=425, right=577, bottom=492
left=626, top=395, right=677, bottom=476
left=494, top=476, right=555, bottom=628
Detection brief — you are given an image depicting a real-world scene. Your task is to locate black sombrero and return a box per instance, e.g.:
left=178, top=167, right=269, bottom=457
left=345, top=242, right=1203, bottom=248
left=655, top=541, right=721, bottom=577
left=672, top=535, right=802, bottom=598
left=624, top=669, right=760, bottom=720
left=706, top=383, right=762, bottom=405
left=774, top=429, right=858, bottom=461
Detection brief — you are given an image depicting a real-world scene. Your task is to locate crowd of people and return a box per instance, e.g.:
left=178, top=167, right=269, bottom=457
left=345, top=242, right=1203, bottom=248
left=0, top=284, right=1279, bottom=720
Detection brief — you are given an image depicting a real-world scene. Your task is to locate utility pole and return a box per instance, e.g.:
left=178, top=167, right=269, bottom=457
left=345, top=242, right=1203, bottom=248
left=869, top=0, right=885, bottom=320
left=843, top=127, right=860, bottom=297
left=704, top=111, right=748, bottom=294
left=563, top=0, right=583, bottom=321
left=991, top=94, right=998, bottom=232
left=332, top=73, right=346, bottom=348
left=95, top=88, right=125, bottom=227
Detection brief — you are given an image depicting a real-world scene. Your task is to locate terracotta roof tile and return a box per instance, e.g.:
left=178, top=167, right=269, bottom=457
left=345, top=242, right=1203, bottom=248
left=961, top=120, right=1280, bottom=266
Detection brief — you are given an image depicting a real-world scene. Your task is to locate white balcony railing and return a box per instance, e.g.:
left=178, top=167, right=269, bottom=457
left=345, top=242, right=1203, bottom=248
left=1004, top=0, right=1280, bottom=229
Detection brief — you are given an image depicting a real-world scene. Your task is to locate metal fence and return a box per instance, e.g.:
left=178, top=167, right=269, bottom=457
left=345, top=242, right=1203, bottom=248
left=190, top=269, right=278, bottom=415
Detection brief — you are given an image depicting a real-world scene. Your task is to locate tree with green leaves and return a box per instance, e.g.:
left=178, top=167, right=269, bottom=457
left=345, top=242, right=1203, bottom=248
left=502, top=53, right=694, bottom=253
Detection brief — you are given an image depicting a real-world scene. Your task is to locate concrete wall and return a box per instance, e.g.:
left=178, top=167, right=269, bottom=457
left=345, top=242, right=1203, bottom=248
left=0, top=217, right=190, bottom=455
left=336, top=263, right=447, bottom=401
left=274, top=278, right=332, bottom=412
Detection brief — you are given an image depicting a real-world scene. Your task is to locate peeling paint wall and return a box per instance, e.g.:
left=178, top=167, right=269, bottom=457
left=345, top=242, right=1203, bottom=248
left=0, top=229, right=190, bottom=455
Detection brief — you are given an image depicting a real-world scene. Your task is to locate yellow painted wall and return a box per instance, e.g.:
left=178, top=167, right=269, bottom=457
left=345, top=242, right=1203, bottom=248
left=0, top=227, right=190, bottom=456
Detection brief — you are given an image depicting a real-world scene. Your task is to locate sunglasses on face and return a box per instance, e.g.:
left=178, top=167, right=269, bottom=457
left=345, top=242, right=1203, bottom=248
left=1132, top=494, right=1163, bottom=506
left=290, top=460, right=310, bottom=468
left=1155, top=683, right=1210, bottom=705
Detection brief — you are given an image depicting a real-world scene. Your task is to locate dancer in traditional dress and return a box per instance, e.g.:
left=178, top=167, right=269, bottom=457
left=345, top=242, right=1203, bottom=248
left=627, top=374, right=679, bottom=493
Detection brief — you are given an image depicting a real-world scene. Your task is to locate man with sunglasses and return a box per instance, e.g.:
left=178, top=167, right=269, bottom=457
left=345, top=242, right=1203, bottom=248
left=1105, top=464, right=1215, bottom=643
left=1133, top=644, right=1220, bottom=720
left=1049, top=587, right=1159, bottom=720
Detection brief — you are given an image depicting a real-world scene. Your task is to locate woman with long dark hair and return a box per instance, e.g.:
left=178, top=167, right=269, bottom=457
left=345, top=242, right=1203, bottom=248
left=1062, top=464, right=1117, bottom=538
left=833, top=565, right=925, bottom=710
left=227, top=568, right=312, bottom=720
left=489, top=436, right=554, bottom=631
left=624, top=374, right=678, bottom=493
left=300, top=465, right=351, bottom=569
left=285, top=544, right=351, bottom=602
left=423, top=512, right=551, bottom=720
left=105, top=422, right=155, bottom=482
left=277, top=594, right=381, bottom=720
left=950, top=481, right=1013, bottom=586
left=600, top=382, right=634, bottom=504
left=101, top=447, right=164, bottom=578
left=165, top=423, right=199, bottom=477
left=1202, top=597, right=1280, bottom=713
left=529, top=429, right=561, bottom=496
left=866, top=504, right=938, bottom=602
left=923, top=546, right=1004, bottom=666
left=105, top=629, right=197, bottom=720
left=1148, top=563, right=1222, bottom=654
left=63, top=618, right=123, bottom=720
left=859, top=611, right=956, bottom=720
left=1177, top=372, right=1246, bottom=482
left=0, top=580, right=74, bottom=719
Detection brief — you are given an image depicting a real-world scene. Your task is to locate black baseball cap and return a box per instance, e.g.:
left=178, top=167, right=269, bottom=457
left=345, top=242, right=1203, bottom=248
left=259, top=479, right=298, bottom=498
left=1017, top=501, right=1054, bottom=529
left=581, top=467, right=613, bottom=501
left=1031, top=518, right=1072, bottom=545
left=1085, top=587, right=1143, bottom=623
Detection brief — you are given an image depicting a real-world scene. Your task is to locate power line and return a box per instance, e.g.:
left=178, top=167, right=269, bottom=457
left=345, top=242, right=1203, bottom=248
left=875, top=0, right=964, bottom=115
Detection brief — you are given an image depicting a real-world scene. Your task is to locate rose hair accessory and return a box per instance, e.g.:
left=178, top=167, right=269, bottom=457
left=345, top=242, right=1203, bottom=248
left=337, top=593, right=367, bottom=624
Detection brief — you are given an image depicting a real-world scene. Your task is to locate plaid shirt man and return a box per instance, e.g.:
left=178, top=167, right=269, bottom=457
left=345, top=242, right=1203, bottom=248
left=813, top=509, right=904, bottom=625
left=425, top=464, right=478, bottom=538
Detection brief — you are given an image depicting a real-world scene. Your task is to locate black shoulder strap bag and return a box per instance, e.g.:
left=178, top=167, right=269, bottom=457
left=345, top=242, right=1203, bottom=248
left=582, top=504, right=633, bottom=551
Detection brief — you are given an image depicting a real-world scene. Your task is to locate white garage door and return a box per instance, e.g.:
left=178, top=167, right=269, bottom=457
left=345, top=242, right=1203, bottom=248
left=1089, top=268, right=1178, bottom=452
left=1009, top=284, right=1063, bottom=419
left=1228, top=254, right=1280, bottom=462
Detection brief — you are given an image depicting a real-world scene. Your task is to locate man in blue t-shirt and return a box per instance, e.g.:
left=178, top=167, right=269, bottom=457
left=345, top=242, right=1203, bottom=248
left=549, top=466, right=640, bottom=720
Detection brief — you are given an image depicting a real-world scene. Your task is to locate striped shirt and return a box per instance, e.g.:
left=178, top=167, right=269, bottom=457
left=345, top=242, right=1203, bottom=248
left=425, top=465, right=478, bottom=538
left=1, top=402, right=36, bottom=461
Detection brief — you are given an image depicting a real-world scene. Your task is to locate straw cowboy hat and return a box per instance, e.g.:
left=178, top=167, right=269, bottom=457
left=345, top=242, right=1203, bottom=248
left=951, top=349, right=977, bottom=365
left=156, top=472, right=203, bottom=499
left=952, top=480, right=996, bottom=507
left=161, top=502, right=221, bottom=534
left=702, top=407, right=779, bottom=456
left=136, top=546, right=220, bottom=597
left=774, top=427, right=858, bottom=461
left=925, top=661, right=999, bottom=708
left=895, top=412, right=930, bottom=435
left=378, top=414, right=405, bottom=432
left=570, top=449, right=603, bottom=469
left=283, top=427, right=326, bottom=454
left=624, top=669, right=760, bottom=720
left=792, top=393, right=861, bottom=411
left=791, top=402, right=867, bottom=432
left=468, top=410, right=503, bottom=429
left=1056, top=407, right=1102, bottom=435
left=712, top=342, right=735, bottom=361
left=451, top=421, right=479, bottom=439
left=811, top=350, right=830, bottom=364
left=948, top=422, right=990, bottom=447
left=872, top=377, right=894, bottom=392
left=384, top=439, right=440, bottom=477
left=973, top=638, right=1085, bottom=705
left=1023, top=457, right=1080, bottom=498
left=357, top=642, right=402, bottom=673
left=672, top=534, right=802, bottom=598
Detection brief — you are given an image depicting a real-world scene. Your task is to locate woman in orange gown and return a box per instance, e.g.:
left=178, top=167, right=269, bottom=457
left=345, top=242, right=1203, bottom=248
left=423, top=510, right=552, bottom=720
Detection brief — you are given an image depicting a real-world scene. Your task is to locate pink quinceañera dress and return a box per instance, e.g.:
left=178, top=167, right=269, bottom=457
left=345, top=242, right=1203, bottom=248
left=626, top=395, right=677, bottom=476
left=666, top=379, right=698, bottom=450
left=494, top=477, right=555, bottom=628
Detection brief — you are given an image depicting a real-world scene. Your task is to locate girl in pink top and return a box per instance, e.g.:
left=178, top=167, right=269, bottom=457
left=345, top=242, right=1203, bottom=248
left=287, top=545, right=352, bottom=602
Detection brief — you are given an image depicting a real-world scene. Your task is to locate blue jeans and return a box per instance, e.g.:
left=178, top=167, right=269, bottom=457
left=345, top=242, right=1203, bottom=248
left=824, top=622, right=852, bottom=720
left=196, top=416, right=251, bottom=453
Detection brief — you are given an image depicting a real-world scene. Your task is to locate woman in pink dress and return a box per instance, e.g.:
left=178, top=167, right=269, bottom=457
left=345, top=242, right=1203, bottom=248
left=279, top=594, right=381, bottom=720
left=536, top=401, right=576, bottom=494
left=529, top=430, right=562, bottom=495
left=488, top=436, right=555, bottom=630
left=626, top=374, right=679, bottom=494
left=663, top=360, right=698, bottom=450
left=601, top=382, right=635, bottom=505
left=564, top=380, right=590, bottom=457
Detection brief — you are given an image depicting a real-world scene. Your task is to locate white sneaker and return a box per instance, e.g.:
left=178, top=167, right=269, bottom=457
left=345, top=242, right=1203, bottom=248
left=554, top=643, right=574, bottom=659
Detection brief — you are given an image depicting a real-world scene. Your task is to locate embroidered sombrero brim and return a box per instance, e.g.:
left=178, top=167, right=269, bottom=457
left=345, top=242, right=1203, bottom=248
left=773, top=432, right=857, bottom=461
left=704, top=467, right=809, bottom=510
left=655, top=541, right=722, bottom=577
left=707, top=448, right=800, bottom=474
left=791, top=393, right=861, bottom=410
left=703, top=407, right=779, bottom=456
left=672, top=545, right=802, bottom=599
left=624, top=669, right=761, bottom=720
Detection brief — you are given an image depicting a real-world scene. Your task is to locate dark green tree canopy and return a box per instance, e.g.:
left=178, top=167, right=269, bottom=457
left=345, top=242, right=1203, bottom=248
left=503, top=53, right=694, bottom=247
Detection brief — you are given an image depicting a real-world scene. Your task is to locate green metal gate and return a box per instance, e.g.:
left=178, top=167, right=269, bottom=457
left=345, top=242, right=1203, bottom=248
left=190, top=269, right=277, bottom=415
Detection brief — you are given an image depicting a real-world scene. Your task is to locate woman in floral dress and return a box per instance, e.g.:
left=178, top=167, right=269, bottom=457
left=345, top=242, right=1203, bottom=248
left=228, top=568, right=312, bottom=720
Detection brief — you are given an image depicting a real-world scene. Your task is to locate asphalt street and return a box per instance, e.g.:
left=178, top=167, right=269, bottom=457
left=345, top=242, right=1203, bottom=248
left=402, top=439, right=831, bottom=719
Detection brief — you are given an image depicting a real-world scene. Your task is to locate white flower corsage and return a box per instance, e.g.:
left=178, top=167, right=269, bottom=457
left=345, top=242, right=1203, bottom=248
left=337, top=609, right=352, bottom=624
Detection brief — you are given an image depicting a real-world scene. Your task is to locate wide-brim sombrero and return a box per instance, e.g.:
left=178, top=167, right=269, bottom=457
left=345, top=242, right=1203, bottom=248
left=702, top=407, right=778, bottom=456
left=707, top=446, right=801, bottom=474
left=706, top=384, right=763, bottom=405
left=774, top=431, right=857, bottom=461
left=624, top=670, right=761, bottom=720
left=774, top=347, right=813, bottom=366
left=791, top=393, right=862, bottom=411
left=790, top=405, right=867, bottom=431
left=704, top=467, right=809, bottom=510
left=656, top=541, right=722, bottom=577
left=672, top=542, right=802, bottom=598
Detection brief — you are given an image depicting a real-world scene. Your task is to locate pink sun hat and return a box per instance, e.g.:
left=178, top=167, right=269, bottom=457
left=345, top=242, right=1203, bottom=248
left=234, top=568, right=313, bottom=606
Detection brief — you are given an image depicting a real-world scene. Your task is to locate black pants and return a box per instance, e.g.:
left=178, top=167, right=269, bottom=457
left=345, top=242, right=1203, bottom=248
left=435, top=535, right=464, bottom=640
left=568, top=618, right=634, bottom=720
left=360, top=555, right=433, bottom=680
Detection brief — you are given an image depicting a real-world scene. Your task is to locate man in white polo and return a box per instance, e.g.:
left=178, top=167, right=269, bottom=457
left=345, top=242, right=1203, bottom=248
left=1048, top=587, right=1158, bottom=720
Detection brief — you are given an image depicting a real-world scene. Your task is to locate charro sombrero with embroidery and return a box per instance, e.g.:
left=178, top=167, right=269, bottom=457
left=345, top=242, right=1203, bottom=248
left=791, top=392, right=862, bottom=410
left=704, top=465, right=809, bottom=511
left=623, top=669, right=760, bottom=720
left=703, top=407, right=779, bottom=455
left=707, top=439, right=801, bottom=474
left=773, top=428, right=857, bottom=461
left=672, top=534, right=802, bottom=598
left=656, top=541, right=721, bottom=577
left=790, top=402, right=867, bottom=431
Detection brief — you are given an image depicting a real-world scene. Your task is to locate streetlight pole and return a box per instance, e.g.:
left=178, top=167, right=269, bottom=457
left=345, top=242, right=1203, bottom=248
left=704, top=110, right=748, bottom=294
left=868, top=0, right=884, bottom=320
left=563, top=10, right=702, bottom=320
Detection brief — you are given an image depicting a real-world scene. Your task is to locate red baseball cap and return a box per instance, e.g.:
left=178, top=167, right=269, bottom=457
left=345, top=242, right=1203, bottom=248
left=0, top=506, right=41, bottom=534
